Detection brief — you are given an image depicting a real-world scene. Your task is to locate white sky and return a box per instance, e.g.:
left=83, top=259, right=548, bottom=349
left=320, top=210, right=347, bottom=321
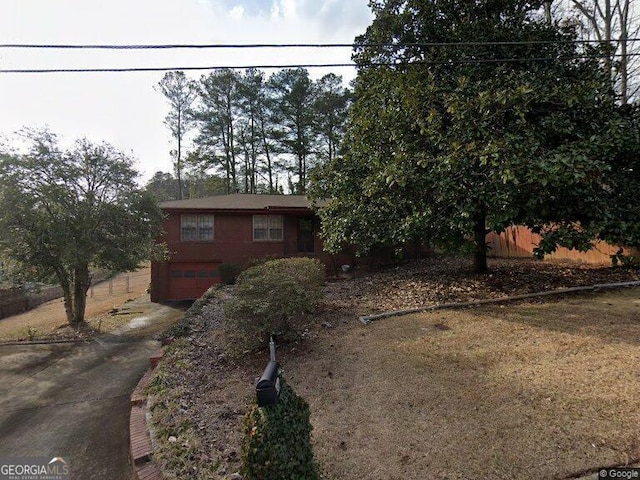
left=0, top=0, right=373, bottom=183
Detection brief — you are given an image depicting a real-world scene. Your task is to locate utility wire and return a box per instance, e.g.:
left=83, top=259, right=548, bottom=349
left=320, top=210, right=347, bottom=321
left=0, top=63, right=358, bottom=73
left=5, top=43, right=357, bottom=49
left=1, top=39, right=640, bottom=49
left=2, top=39, right=635, bottom=74
left=1, top=53, right=638, bottom=74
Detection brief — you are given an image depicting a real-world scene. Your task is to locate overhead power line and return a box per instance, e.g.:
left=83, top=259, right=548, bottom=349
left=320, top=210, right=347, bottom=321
left=0, top=63, right=357, bottom=73
left=1, top=39, right=639, bottom=49
left=2, top=52, right=638, bottom=74
left=3, top=43, right=356, bottom=49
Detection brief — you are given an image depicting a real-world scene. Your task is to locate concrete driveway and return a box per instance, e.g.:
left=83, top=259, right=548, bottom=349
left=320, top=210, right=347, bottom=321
left=0, top=297, right=185, bottom=480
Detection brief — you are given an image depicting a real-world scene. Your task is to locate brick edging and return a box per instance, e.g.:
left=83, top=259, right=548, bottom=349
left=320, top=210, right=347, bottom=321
left=129, top=349, right=165, bottom=480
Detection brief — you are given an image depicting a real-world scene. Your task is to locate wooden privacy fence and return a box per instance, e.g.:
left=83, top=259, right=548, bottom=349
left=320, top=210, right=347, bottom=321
left=0, top=274, right=138, bottom=320
left=0, top=285, right=64, bottom=320
left=487, top=226, right=639, bottom=264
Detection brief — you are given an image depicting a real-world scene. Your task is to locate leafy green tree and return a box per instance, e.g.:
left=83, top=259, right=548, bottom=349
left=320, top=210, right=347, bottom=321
left=183, top=169, right=229, bottom=198
left=236, top=69, right=268, bottom=194
left=245, top=69, right=282, bottom=194
left=0, top=130, right=164, bottom=326
left=145, top=171, right=180, bottom=202
left=587, top=103, right=640, bottom=251
left=145, top=170, right=227, bottom=201
left=312, top=0, right=622, bottom=273
left=188, top=67, right=350, bottom=194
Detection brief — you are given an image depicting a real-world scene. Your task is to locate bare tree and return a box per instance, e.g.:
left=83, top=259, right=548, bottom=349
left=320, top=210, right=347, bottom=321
left=157, top=71, right=197, bottom=199
left=544, top=0, right=554, bottom=24
left=564, top=0, right=640, bottom=103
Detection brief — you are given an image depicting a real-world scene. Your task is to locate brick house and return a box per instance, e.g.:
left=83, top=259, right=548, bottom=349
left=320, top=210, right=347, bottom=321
left=150, top=194, right=349, bottom=302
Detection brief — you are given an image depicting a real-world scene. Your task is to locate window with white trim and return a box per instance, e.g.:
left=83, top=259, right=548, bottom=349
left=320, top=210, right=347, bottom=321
left=253, top=215, right=283, bottom=241
left=181, top=214, right=214, bottom=241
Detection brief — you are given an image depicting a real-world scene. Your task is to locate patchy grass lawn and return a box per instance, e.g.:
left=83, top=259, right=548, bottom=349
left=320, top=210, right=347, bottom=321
left=147, top=259, right=640, bottom=480
left=0, top=268, right=151, bottom=342
left=286, top=288, right=640, bottom=479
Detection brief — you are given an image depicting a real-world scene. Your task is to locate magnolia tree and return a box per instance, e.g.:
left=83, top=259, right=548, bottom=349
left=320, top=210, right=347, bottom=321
left=311, top=0, right=639, bottom=273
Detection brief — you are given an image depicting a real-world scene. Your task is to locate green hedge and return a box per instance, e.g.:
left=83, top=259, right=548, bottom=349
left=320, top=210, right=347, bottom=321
left=225, top=257, right=324, bottom=351
left=241, top=377, right=318, bottom=480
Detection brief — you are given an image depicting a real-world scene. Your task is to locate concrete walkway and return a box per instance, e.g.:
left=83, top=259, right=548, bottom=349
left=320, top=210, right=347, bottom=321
left=0, top=297, right=184, bottom=480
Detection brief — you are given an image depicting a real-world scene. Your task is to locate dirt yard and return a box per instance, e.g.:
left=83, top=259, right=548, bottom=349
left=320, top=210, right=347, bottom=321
left=291, top=288, right=640, bottom=480
left=0, top=267, right=151, bottom=342
left=148, top=257, right=640, bottom=480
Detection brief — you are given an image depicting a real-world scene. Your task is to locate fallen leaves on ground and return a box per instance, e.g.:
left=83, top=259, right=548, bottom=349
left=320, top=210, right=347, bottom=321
left=325, top=256, right=640, bottom=315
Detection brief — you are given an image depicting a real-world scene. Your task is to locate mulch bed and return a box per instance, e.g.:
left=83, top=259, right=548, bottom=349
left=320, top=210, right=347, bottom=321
left=326, top=256, right=640, bottom=315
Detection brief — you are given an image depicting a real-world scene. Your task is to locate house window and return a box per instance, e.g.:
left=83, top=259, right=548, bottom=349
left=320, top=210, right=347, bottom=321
left=181, top=215, right=214, bottom=241
left=253, top=215, right=283, bottom=241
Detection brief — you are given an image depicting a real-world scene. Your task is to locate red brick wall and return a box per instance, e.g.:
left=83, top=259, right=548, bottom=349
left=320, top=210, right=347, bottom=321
left=151, top=211, right=352, bottom=301
left=160, top=213, right=310, bottom=264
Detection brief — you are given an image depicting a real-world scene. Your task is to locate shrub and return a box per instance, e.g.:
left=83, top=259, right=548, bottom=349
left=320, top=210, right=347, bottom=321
left=246, top=254, right=281, bottom=268
left=610, top=249, right=640, bottom=268
left=225, top=257, right=324, bottom=351
left=241, top=377, right=319, bottom=480
left=219, top=263, right=241, bottom=285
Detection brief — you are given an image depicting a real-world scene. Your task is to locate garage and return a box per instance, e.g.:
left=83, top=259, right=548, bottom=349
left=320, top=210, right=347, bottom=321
left=167, top=262, right=221, bottom=300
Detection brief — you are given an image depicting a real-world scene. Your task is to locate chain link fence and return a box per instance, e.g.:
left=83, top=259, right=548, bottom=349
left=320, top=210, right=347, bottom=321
left=0, top=272, right=147, bottom=320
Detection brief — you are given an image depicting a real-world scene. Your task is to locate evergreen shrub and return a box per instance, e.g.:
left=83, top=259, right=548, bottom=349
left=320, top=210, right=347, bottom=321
left=225, top=257, right=324, bottom=351
left=241, top=377, right=318, bottom=480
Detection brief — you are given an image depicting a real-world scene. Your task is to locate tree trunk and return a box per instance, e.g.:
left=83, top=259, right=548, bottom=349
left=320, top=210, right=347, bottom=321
left=603, top=0, right=613, bottom=86
left=54, top=267, right=75, bottom=325
left=570, top=0, right=626, bottom=98
left=220, top=125, right=232, bottom=193
left=473, top=207, right=488, bottom=274
left=177, top=109, right=183, bottom=200
left=61, top=284, right=74, bottom=326
left=296, top=119, right=306, bottom=193
left=260, top=116, right=275, bottom=193
left=243, top=149, right=250, bottom=193
left=250, top=115, right=257, bottom=193
left=227, top=97, right=238, bottom=192
left=618, top=0, right=630, bottom=104
left=71, top=265, right=90, bottom=326
left=543, top=0, right=552, bottom=25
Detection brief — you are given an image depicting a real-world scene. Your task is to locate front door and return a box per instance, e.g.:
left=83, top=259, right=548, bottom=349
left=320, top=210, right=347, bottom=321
left=297, top=217, right=315, bottom=253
